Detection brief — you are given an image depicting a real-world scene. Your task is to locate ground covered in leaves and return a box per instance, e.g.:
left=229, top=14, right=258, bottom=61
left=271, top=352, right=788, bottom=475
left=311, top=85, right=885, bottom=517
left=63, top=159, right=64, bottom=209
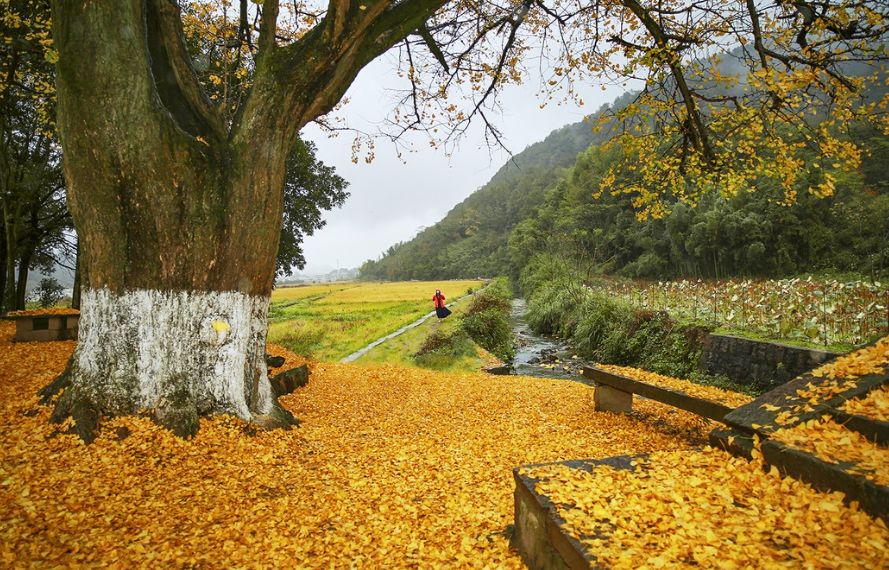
left=0, top=321, right=713, bottom=567
left=523, top=447, right=888, bottom=569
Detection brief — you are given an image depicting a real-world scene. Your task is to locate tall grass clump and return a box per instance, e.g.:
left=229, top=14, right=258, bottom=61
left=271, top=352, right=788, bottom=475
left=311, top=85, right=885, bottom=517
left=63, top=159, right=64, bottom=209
left=571, top=293, right=636, bottom=361
left=460, top=278, right=516, bottom=361
left=520, top=253, right=715, bottom=379
left=518, top=253, right=581, bottom=298
left=571, top=296, right=712, bottom=378
left=522, top=254, right=589, bottom=336
left=413, top=328, right=476, bottom=370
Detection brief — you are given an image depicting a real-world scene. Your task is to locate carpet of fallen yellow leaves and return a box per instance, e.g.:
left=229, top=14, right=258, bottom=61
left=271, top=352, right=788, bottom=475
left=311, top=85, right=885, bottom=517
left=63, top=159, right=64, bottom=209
left=524, top=447, right=889, bottom=569
left=765, top=337, right=889, bottom=428
left=596, top=364, right=754, bottom=408
left=841, top=384, right=889, bottom=422
left=5, top=308, right=80, bottom=317
left=0, top=321, right=713, bottom=567
left=772, top=416, right=889, bottom=486
left=812, top=336, right=889, bottom=381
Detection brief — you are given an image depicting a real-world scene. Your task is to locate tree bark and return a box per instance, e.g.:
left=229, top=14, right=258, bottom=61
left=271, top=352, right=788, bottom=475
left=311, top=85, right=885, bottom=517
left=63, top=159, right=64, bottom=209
left=47, top=0, right=294, bottom=439
left=71, top=240, right=80, bottom=310
left=2, top=200, right=17, bottom=313
left=0, top=217, right=6, bottom=313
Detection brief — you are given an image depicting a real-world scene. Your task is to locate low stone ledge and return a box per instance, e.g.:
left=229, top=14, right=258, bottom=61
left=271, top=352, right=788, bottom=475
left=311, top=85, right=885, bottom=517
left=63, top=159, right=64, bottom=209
left=513, top=456, right=641, bottom=570
left=270, top=365, right=310, bottom=397
left=761, top=439, right=889, bottom=523
left=5, top=313, right=79, bottom=342
left=700, top=333, right=842, bottom=391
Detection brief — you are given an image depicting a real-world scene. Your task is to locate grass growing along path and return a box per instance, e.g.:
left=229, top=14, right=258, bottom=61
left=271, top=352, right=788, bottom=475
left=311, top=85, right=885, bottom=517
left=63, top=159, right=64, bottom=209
left=354, top=290, right=499, bottom=373
left=267, top=280, right=483, bottom=361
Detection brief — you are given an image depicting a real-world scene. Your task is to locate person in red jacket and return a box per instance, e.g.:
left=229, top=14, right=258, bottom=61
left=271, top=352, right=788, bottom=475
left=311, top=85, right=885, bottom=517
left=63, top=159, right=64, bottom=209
left=432, top=289, right=451, bottom=320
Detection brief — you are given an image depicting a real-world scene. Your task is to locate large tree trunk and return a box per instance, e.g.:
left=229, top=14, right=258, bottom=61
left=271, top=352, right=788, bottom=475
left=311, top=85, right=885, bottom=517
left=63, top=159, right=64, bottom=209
left=46, top=0, right=295, bottom=440
left=46, top=0, right=448, bottom=440
left=15, top=245, right=29, bottom=310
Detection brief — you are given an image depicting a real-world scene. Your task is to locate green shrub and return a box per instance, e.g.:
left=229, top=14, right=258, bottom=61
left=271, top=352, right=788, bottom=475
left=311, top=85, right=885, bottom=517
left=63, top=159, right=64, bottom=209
left=413, top=329, right=476, bottom=369
left=518, top=253, right=581, bottom=298
left=32, top=277, right=65, bottom=308
left=459, top=277, right=516, bottom=361
left=571, top=293, right=635, bottom=360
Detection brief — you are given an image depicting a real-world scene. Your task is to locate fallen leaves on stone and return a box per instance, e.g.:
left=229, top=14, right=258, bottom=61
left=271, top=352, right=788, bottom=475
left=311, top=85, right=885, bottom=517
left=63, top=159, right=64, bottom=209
left=5, top=307, right=80, bottom=316
left=596, top=364, right=754, bottom=408
left=772, top=416, right=889, bottom=486
left=265, top=342, right=309, bottom=372
left=841, top=384, right=889, bottom=423
left=811, top=336, right=889, bottom=381
left=524, top=447, right=888, bottom=569
left=0, top=321, right=711, bottom=567
left=771, top=337, right=889, bottom=428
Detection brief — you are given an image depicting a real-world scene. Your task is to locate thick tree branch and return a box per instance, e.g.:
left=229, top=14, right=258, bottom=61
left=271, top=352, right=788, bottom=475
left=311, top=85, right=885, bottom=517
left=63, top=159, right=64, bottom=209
left=620, top=0, right=714, bottom=163
left=146, top=0, right=226, bottom=140
left=417, top=25, right=449, bottom=72
left=258, top=0, right=280, bottom=55
left=233, top=0, right=447, bottom=149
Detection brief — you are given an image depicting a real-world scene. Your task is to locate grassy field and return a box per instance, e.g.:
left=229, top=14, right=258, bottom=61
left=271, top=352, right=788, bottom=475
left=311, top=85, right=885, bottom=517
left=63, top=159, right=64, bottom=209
left=355, top=294, right=501, bottom=373
left=267, top=280, right=484, bottom=361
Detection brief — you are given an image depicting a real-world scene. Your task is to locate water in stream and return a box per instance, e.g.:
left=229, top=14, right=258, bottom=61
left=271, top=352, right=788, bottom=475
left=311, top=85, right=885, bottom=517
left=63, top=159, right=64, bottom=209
left=510, top=298, right=588, bottom=380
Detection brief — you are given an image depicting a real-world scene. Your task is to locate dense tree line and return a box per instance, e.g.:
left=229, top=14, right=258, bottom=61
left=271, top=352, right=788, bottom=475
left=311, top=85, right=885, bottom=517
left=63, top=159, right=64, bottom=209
left=360, top=104, right=889, bottom=283
left=0, top=0, right=73, bottom=314
left=510, top=124, right=889, bottom=281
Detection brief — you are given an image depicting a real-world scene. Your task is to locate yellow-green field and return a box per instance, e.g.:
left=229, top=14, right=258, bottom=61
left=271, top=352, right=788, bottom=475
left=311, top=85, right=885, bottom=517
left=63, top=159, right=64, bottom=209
left=355, top=293, right=501, bottom=372
left=268, top=280, right=484, bottom=361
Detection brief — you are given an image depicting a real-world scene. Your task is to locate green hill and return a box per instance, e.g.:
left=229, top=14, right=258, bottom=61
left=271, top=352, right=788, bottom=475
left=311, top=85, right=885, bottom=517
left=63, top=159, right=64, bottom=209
left=360, top=69, right=889, bottom=282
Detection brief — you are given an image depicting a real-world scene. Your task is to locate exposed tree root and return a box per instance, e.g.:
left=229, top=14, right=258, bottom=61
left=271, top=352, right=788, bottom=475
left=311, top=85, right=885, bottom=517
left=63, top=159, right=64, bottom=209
left=49, top=384, right=100, bottom=444
left=40, top=369, right=300, bottom=443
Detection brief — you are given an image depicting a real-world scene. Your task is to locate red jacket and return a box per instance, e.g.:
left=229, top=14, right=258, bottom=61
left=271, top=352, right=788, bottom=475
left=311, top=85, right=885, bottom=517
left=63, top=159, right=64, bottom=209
left=432, top=293, right=446, bottom=309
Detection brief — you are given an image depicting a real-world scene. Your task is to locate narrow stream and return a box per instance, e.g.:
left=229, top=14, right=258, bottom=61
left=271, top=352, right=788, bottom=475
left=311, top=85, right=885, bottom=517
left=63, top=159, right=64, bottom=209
left=510, top=298, right=588, bottom=380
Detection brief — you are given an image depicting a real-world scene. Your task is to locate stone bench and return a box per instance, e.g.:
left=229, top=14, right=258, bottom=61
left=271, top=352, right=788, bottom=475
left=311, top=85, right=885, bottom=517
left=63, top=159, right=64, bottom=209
left=5, top=312, right=79, bottom=342
left=581, top=366, right=735, bottom=423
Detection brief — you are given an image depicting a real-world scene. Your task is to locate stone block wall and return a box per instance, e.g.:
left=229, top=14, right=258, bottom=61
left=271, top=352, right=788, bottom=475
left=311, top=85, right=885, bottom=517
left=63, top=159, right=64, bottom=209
left=11, top=314, right=79, bottom=342
left=699, top=334, right=841, bottom=391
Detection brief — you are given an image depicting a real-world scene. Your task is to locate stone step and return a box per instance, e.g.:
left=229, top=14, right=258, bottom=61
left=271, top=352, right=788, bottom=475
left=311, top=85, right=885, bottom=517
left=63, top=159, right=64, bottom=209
left=513, top=456, right=642, bottom=570
left=723, top=358, right=888, bottom=438
left=270, top=364, right=309, bottom=397
left=760, top=439, right=889, bottom=523
left=827, top=409, right=889, bottom=446
left=710, top=425, right=889, bottom=523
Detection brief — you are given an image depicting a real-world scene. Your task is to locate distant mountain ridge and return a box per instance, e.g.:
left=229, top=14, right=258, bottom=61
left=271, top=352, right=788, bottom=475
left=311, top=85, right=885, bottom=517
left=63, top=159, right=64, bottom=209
left=359, top=91, right=639, bottom=281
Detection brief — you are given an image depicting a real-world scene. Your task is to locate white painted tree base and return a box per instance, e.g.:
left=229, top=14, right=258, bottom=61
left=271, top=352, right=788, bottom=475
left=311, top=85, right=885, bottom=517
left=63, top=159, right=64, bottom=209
left=67, top=287, right=277, bottom=427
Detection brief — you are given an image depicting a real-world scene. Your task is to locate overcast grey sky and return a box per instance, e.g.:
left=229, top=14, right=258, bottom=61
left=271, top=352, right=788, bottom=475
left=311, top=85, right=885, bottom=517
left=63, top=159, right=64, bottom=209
left=297, top=53, right=629, bottom=274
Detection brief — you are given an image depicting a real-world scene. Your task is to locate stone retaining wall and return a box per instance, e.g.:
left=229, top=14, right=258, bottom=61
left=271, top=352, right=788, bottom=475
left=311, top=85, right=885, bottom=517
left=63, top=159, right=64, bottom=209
left=699, top=334, right=841, bottom=391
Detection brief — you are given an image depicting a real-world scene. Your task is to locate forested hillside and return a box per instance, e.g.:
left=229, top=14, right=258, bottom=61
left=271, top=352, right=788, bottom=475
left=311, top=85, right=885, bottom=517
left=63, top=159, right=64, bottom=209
left=360, top=79, right=889, bottom=282
left=358, top=92, right=638, bottom=280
